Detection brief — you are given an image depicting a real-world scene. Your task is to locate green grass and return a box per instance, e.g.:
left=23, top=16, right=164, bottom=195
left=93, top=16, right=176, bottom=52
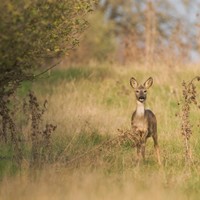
left=0, top=144, right=19, bottom=179
left=41, top=65, right=115, bottom=83
left=1, top=63, right=200, bottom=199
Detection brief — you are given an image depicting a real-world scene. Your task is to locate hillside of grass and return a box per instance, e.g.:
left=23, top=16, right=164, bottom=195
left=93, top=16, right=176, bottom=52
left=1, top=63, right=200, bottom=200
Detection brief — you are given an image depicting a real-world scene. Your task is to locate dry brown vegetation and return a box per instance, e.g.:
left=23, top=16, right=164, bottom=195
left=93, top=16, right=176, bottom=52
left=1, top=62, right=200, bottom=200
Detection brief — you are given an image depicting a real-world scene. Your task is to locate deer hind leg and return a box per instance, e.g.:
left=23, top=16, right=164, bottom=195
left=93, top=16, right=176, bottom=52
left=152, top=134, right=161, bottom=165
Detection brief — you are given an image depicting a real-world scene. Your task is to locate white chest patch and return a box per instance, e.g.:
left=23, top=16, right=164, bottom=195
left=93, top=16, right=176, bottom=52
left=136, top=101, right=145, bottom=117
left=132, top=101, right=148, bottom=133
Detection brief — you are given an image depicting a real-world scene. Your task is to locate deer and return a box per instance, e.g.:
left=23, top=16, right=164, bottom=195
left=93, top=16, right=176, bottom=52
left=130, top=77, right=161, bottom=165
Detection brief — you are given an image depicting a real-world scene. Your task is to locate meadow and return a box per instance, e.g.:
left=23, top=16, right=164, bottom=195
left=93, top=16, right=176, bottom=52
left=1, top=62, right=200, bottom=200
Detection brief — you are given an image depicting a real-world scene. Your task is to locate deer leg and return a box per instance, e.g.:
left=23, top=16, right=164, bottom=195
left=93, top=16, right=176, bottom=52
left=141, top=135, right=147, bottom=161
left=136, top=144, right=142, bottom=166
left=141, top=143, right=146, bottom=161
left=152, top=134, right=161, bottom=165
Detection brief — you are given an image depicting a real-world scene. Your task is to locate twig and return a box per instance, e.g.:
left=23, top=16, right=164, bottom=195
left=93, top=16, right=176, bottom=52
left=34, top=61, right=61, bottom=78
left=64, top=136, right=121, bottom=165
left=63, top=129, right=138, bottom=165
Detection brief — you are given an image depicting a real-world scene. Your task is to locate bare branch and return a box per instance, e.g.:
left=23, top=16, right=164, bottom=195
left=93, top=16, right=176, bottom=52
left=34, top=61, right=62, bottom=78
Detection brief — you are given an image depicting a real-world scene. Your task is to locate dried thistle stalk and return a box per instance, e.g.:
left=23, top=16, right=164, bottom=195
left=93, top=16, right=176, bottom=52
left=28, top=91, right=56, bottom=168
left=181, top=76, right=200, bottom=165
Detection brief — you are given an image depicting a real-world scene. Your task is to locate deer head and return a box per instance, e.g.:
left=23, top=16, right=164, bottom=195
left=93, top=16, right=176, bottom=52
left=130, top=77, right=153, bottom=103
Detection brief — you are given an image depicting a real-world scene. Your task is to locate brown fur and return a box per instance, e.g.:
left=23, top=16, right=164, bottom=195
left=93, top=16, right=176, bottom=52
left=130, top=77, right=161, bottom=165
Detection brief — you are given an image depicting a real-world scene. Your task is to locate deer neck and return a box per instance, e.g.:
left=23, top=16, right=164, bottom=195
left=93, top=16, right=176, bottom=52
left=136, top=100, right=145, bottom=117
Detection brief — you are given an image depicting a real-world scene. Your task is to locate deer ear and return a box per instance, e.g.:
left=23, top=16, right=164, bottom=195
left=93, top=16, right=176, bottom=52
left=130, top=77, right=138, bottom=89
left=143, top=77, right=153, bottom=89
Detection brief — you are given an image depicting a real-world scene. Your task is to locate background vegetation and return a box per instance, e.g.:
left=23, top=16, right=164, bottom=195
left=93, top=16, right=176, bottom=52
left=1, top=0, right=200, bottom=200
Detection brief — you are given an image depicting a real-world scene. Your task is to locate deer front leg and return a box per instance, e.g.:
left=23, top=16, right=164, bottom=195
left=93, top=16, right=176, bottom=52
left=141, top=143, right=146, bottom=161
left=136, top=143, right=146, bottom=166
left=136, top=144, right=145, bottom=166
left=136, top=144, right=141, bottom=165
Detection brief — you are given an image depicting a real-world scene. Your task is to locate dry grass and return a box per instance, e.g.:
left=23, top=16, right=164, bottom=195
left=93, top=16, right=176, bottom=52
left=1, top=62, right=200, bottom=199
left=0, top=168, right=190, bottom=200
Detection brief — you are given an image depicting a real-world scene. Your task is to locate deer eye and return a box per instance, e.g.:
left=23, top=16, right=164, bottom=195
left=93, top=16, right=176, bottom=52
left=144, top=90, right=147, bottom=93
left=136, top=90, right=139, bottom=93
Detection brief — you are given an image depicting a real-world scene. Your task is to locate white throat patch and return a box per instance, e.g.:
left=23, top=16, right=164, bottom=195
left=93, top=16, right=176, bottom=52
left=136, top=100, right=145, bottom=116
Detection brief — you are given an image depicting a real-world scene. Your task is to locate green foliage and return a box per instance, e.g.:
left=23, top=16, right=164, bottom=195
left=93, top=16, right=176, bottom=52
left=33, top=66, right=115, bottom=86
left=0, top=0, right=95, bottom=166
left=0, top=0, right=94, bottom=97
left=0, top=144, right=19, bottom=178
left=49, top=67, right=93, bottom=82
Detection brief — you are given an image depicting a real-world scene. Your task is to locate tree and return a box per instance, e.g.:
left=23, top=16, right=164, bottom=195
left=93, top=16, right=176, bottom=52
left=0, top=0, right=94, bottom=98
left=0, top=0, right=95, bottom=145
left=98, top=0, right=199, bottom=64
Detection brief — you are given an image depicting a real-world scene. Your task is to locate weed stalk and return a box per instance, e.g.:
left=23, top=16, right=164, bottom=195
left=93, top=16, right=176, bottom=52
left=181, top=76, right=200, bottom=165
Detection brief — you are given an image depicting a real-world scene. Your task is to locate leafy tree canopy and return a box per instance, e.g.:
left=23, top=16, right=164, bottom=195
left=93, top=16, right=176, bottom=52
left=0, top=0, right=94, bottom=97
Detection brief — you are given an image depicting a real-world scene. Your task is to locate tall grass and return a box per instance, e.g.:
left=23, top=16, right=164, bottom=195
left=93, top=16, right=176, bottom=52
left=1, top=63, right=200, bottom=199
